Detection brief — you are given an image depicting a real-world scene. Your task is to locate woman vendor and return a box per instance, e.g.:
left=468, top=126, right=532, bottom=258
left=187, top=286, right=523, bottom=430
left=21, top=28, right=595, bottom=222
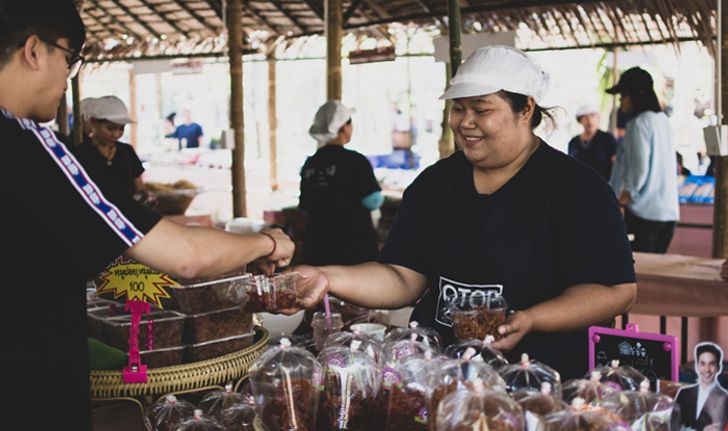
left=291, top=46, right=636, bottom=379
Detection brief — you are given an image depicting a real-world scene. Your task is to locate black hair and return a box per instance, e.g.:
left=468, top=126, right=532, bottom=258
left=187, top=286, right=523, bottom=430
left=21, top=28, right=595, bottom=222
left=0, top=0, right=85, bottom=67
left=497, top=90, right=555, bottom=130
left=623, top=86, right=662, bottom=117
left=696, top=342, right=723, bottom=365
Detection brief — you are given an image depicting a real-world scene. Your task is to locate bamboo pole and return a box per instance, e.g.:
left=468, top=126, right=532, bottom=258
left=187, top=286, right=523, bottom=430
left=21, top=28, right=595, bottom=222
left=72, top=74, right=83, bottom=145
left=268, top=57, right=279, bottom=192
left=447, top=0, right=463, bottom=76
left=325, top=0, right=343, bottom=100
left=128, top=69, right=138, bottom=149
left=228, top=0, right=247, bottom=217
left=715, top=0, right=728, bottom=258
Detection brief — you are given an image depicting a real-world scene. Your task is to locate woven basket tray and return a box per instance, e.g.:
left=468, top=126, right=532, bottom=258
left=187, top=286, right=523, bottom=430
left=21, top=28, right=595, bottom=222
left=90, top=327, right=269, bottom=400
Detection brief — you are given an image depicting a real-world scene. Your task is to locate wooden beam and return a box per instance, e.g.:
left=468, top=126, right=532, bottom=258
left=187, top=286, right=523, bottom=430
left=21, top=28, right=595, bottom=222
left=86, top=0, right=143, bottom=41
left=326, top=0, right=342, bottom=100
left=447, top=0, right=463, bottom=76
left=343, top=0, right=363, bottom=24
left=269, top=0, right=307, bottom=33
left=108, top=0, right=163, bottom=39
left=136, top=0, right=190, bottom=38
left=268, top=57, right=279, bottom=191
left=413, top=0, right=445, bottom=27
left=72, top=75, right=83, bottom=146
left=228, top=0, right=247, bottom=217
left=175, top=0, right=220, bottom=34
left=715, top=0, right=728, bottom=258
left=302, top=0, right=324, bottom=21
left=56, top=93, right=69, bottom=137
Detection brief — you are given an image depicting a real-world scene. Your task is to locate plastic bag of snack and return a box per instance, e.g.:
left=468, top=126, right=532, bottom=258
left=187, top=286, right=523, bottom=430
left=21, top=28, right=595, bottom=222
left=541, top=398, right=628, bottom=431
left=448, top=291, right=508, bottom=342
left=562, top=370, right=618, bottom=405
left=435, top=379, right=525, bottom=431
left=144, top=394, right=195, bottom=431
left=323, top=328, right=383, bottom=363
left=513, top=382, right=568, bottom=431
left=499, top=353, right=562, bottom=398
left=444, top=335, right=509, bottom=370
left=600, top=380, right=677, bottom=431
left=589, top=359, right=648, bottom=392
left=173, top=409, right=226, bottom=431
left=383, top=321, right=442, bottom=350
left=199, top=383, right=246, bottom=422
left=380, top=333, right=440, bottom=389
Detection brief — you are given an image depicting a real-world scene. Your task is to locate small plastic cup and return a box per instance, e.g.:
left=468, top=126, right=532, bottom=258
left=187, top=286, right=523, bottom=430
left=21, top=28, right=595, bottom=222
left=243, top=275, right=272, bottom=312
left=450, top=291, right=507, bottom=341
left=311, top=311, right=343, bottom=352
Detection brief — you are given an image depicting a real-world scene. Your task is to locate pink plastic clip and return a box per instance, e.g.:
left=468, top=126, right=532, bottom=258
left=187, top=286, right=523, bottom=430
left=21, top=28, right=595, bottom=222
left=123, top=299, right=151, bottom=383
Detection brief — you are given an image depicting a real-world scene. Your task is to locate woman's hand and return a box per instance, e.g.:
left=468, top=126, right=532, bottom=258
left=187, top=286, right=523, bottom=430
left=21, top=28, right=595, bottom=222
left=491, top=311, right=533, bottom=352
left=256, top=228, right=295, bottom=275
left=276, top=265, right=330, bottom=315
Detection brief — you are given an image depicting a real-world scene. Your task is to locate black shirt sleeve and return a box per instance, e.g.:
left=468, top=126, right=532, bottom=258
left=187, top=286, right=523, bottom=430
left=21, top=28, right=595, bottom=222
left=350, top=152, right=380, bottom=199
left=123, top=143, right=145, bottom=179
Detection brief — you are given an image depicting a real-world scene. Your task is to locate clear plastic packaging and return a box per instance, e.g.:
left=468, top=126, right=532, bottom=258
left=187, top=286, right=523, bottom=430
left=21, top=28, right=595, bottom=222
left=499, top=353, right=562, bottom=398
left=589, top=359, right=647, bottom=392
left=443, top=335, right=509, bottom=370
left=380, top=333, right=440, bottom=389
left=562, top=370, right=617, bottom=404
left=171, top=272, right=251, bottom=314
left=249, top=338, right=322, bottom=431
left=323, top=328, right=383, bottom=363
left=372, top=351, right=446, bottom=431
left=327, top=296, right=372, bottom=327
left=102, top=309, right=186, bottom=351
left=185, top=333, right=255, bottom=363
left=173, top=409, right=226, bottom=431
left=435, top=380, right=525, bottom=431
left=311, top=311, right=344, bottom=353
left=220, top=401, right=257, bottom=431
left=448, top=291, right=508, bottom=341
left=513, top=382, right=567, bottom=430
left=541, top=398, right=626, bottom=431
left=144, top=394, right=196, bottom=431
left=240, top=273, right=300, bottom=313
left=316, top=340, right=380, bottom=430
left=383, top=321, right=442, bottom=350
left=428, top=348, right=507, bottom=428
left=183, top=307, right=253, bottom=344
left=600, top=380, right=676, bottom=431
left=199, top=383, right=246, bottom=422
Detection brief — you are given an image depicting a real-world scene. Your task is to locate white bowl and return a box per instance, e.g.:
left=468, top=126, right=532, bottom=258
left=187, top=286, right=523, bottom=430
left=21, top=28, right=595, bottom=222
left=257, top=311, right=305, bottom=340
left=349, top=323, right=387, bottom=342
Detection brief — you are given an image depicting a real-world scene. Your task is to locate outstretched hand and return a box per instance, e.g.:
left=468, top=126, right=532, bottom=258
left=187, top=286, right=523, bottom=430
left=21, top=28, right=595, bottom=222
left=256, top=227, right=295, bottom=275
left=490, top=311, right=533, bottom=352
left=276, top=265, right=330, bottom=315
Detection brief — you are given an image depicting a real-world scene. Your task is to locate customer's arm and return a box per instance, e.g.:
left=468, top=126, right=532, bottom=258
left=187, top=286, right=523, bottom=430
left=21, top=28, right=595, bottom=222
left=126, top=219, right=294, bottom=279
left=492, top=282, right=636, bottom=351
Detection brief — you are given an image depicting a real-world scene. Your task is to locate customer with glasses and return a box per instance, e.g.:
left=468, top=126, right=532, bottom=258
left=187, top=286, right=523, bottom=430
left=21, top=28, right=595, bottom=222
left=0, top=2, right=294, bottom=429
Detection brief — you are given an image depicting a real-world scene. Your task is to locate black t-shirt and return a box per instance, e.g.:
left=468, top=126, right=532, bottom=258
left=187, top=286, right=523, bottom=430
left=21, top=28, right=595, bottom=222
left=379, top=142, right=635, bottom=379
left=568, top=130, right=617, bottom=180
left=1, top=110, right=161, bottom=429
left=299, top=145, right=381, bottom=265
left=73, top=138, right=144, bottom=198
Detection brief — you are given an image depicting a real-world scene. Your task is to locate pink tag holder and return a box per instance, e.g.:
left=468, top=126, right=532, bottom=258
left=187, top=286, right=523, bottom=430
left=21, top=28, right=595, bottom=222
left=122, top=299, right=151, bottom=384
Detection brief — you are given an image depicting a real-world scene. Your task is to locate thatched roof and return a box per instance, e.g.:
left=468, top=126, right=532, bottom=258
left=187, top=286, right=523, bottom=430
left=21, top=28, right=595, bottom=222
left=80, top=0, right=717, bottom=61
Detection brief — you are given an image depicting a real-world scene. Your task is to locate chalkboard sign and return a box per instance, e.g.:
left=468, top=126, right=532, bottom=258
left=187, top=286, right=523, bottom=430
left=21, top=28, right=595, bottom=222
left=588, top=324, right=678, bottom=390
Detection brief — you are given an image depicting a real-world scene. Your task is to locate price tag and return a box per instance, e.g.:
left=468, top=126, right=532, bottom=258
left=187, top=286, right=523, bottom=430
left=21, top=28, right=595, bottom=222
left=96, top=257, right=176, bottom=308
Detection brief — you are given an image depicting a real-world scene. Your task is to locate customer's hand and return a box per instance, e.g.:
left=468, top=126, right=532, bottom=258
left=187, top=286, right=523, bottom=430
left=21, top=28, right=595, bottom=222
left=259, top=227, right=294, bottom=269
left=721, top=259, right=728, bottom=282
left=491, top=311, right=533, bottom=352
left=291, top=265, right=330, bottom=311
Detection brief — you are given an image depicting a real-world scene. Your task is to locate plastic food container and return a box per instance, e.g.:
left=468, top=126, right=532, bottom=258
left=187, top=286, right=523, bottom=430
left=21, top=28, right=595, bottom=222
left=316, top=341, right=379, bottom=430
left=241, top=273, right=300, bottom=314
left=562, top=371, right=617, bottom=404
left=443, top=335, right=509, bottom=370
left=87, top=302, right=129, bottom=340
left=140, top=345, right=185, bottom=368
left=499, top=353, right=562, bottom=398
left=145, top=394, right=196, bottom=431
left=541, top=398, right=625, bottom=431
left=200, top=384, right=247, bottom=422
left=513, top=382, right=567, bottom=431
left=185, top=333, right=255, bottom=362
left=171, top=272, right=251, bottom=314
left=449, top=291, right=507, bottom=342
left=220, top=401, right=256, bottom=431
left=249, top=338, right=322, bottom=431
left=435, top=380, right=525, bottom=431
left=183, top=307, right=253, bottom=344
left=380, top=334, right=440, bottom=390
left=589, top=359, right=647, bottom=392
left=323, top=328, right=383, bottom=363
left=600, top=380, right=676, bottom=430
left=311, top=311, right=344, bottom=353
left=101, top=309, right=186, bottom=351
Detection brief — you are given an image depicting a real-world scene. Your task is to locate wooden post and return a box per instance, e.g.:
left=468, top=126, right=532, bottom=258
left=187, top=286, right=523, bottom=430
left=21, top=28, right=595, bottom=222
left=325, top=0, right=342, bottom=100
left=610, top=48, right=620, bottom=136
left=268, top=57, right=279, bottom=192
left=128, top=69, right=138, bottom=149
left=228, top=0, right=247, bottom=217
left=715, top=0, right=728, bottom=259
left=447, top=0, right=462, bottom=76
left=56, top=93, right=69, bottom=137
left=439, top=62, right=454, bottom=159
left=71, top=74, right=83, bottom=145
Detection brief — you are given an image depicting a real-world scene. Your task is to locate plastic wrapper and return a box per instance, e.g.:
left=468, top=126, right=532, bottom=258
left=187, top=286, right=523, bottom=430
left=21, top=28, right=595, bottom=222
left=199, top=383, right=246, bottom=422
left=220, top=401, right=256, bottom=431
left=323, top=328, right=383, bottom=363
left=173, top=409, right=226, bottom=431
left=102, top=309, right=186, bottom=351
left=316, top=340, right=380, bottom=430
left=144, top=394, right=196, bottom=431
left=513, top=382, right=567, bottom=431
left=600, top=380, right=678, bottom=431
left=185, top=333, right=255, bottom=362
left=444, top=335, right=509, bottom=370
left=383, top=321, right=442, bottom=350
left=590, top=359, right=647, bottom=391
left=372, top=351, right=446, bottom=431
left=499, top=353, right=562, bottom=398
left=311, top=311, right=344, bottom=353
left=183, top=307, right=253, bottom=344
left=240, top=273, right=300, bottom=313
left=428, top=348, right=507, bottom=428
left=435, top=380, right=525, bottom=431
left=562, top=370, right=618, bottom=404
left=541, top=398, right=627, bottom=431
left=448, top=291, right=508, bottom=342
left=249, top=338, right=322, bottom=431
left=380, top=333, right=440, bottom=389
left=140, top=345, right=184, bottom=368
left=171, top=272, right=251, bottom=314
left=327, top=297, right=372, bottom=327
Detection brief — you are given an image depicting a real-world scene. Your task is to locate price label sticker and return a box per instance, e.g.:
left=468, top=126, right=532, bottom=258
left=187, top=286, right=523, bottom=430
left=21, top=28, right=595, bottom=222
left=96, top=257, right=176, bottom=308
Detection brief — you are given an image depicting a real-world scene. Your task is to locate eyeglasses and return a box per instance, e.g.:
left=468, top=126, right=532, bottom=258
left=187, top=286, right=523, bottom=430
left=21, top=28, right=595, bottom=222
left=39, top=38, right=85, bottom=79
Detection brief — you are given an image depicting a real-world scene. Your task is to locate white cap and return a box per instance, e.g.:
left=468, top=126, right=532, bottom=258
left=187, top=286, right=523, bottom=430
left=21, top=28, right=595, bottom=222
left=308, top=100, right=354, bottom=143
left=90, top=95, right=133, bottom=125
left=575, top=103, right=599, bottom=118
left=440, top=45, right=550, bottom=103
left=79, top=97, right=97, bottom=120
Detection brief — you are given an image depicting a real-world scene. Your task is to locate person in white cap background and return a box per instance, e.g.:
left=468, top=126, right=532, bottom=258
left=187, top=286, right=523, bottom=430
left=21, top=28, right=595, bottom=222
left=290, top=46, right=636, bottom=380
left=567, top=102, right=617, bottom=180
left=72, top=95, right=145, bottom=198
left=298, top=100, right=383, bottom=266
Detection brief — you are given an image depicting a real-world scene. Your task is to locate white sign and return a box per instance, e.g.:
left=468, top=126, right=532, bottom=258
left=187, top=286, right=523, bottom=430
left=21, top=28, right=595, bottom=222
left=703, top=125, right=728, bottom=156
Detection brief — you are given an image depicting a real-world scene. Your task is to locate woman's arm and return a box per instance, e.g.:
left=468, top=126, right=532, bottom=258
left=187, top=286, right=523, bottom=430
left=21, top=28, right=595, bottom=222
left=293, top=262, right=428, bottom=312
left=126, top=219, right=294, bottom=279
left=492, top=282, right=636, bottom=351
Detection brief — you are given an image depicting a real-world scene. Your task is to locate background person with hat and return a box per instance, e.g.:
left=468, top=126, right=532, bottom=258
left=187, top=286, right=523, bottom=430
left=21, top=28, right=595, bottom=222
left=299, top=100, right=383, bottom=266
left=291, top=46, right=636, bottom=379
left=72, top=95, right=145, bottom=198
left=567, top=102, right=617, bottom=179
left=606, top=67, right=679, bottom=253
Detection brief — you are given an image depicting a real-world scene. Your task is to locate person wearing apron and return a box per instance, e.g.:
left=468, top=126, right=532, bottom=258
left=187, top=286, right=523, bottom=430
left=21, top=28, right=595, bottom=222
left=291, top=46, right=636, bottom=380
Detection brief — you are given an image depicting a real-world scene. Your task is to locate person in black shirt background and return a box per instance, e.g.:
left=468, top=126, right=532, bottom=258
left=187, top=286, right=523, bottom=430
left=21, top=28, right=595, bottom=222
left=290, top=46, right=636, bottom=380
left=567, top=103, right=617, bottom=179
left=299, top=100, right=383, bottom=265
